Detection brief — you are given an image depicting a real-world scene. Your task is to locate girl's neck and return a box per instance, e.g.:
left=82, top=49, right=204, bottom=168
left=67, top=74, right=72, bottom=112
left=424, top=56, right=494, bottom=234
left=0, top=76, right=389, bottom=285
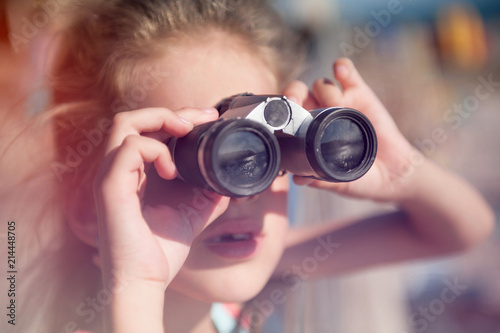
left=163, top=289, right=217, bottom=333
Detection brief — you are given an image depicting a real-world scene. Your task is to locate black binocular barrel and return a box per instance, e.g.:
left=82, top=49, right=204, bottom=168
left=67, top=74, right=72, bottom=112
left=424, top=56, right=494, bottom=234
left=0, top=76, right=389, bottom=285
left=170, top=118, right=281, bottom=197
left=168, top=95, right=377, bottom=198
left=278, top=107, right=377, bottom=182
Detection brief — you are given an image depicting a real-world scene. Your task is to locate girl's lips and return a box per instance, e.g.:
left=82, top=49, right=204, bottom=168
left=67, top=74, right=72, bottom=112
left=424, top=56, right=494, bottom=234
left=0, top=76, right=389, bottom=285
left=202, top=218, right=264, bottom=259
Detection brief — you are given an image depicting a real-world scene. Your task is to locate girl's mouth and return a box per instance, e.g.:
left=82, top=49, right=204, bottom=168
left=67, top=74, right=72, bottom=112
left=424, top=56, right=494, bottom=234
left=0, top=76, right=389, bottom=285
left=202, top=218, right=263, bottom=259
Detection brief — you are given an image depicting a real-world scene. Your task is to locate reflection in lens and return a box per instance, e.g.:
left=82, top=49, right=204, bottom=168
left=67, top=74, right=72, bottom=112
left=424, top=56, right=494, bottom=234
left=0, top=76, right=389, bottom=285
left=216, top=131, right=269, bottom=187
left=320, top=118, right=366, bottom=173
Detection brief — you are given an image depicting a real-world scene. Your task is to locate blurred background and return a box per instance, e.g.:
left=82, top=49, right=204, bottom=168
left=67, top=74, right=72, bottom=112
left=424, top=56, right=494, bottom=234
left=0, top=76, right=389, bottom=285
left=1, top=0, right=499, bottom=332
left=271, top=0, right=500, bottom=332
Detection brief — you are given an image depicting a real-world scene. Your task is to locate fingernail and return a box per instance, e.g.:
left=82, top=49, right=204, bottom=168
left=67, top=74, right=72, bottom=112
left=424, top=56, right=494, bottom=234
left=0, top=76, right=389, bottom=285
left=204, top=107, right=218, bottom=113
left=179, top=116, right=192, bottom=126
left=335, top=64, right=348, bottom=78
left=323, top=78, right=335, bottom=85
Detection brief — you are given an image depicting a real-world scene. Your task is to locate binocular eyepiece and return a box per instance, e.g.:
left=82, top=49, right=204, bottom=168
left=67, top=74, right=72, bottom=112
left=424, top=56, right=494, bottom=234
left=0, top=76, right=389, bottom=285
left=168, top=94, right=377, bottom=197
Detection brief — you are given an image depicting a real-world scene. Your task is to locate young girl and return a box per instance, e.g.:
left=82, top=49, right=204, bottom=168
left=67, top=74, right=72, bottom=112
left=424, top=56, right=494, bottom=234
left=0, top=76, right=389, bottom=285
left=3, top=0, right=494, bottom=332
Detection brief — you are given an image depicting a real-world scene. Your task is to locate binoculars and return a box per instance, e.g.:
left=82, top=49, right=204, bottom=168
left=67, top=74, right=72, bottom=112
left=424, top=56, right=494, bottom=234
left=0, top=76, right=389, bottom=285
left=168, top=94, right=377, bottom=197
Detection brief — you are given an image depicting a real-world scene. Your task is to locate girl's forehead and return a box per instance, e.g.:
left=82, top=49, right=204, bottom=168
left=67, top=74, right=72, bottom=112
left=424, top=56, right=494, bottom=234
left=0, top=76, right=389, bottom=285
left=139, top=34, right=279, bottom=110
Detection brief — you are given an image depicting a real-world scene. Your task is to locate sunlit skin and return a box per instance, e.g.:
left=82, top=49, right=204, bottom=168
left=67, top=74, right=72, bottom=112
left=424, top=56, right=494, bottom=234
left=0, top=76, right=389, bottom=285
left=85, top=29, right=494, bottom=333
left=92, top=31, right=290, bottom=332
left=141, top=31, right=290, bottom=303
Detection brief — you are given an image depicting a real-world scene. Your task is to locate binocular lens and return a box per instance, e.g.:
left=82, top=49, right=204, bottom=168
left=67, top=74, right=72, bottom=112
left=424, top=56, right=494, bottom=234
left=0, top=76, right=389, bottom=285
left=320, top=118, right=366, bottom=173
left=301, top=108, right=376, bottom=182
left=171, top=118, right=280, bottom=197
left=215, top=131, right=270, bottom=187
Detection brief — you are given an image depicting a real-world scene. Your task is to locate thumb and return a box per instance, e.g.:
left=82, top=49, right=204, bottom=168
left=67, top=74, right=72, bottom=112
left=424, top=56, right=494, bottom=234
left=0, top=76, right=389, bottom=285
left=293, top=175, right=351, bottom=195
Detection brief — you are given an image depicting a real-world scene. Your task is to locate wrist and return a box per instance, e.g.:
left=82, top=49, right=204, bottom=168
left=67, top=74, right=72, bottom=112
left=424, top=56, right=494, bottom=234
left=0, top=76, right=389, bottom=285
left=104, top=277, right=166, bottom=333
left=394, top=148, right=434, bottom=205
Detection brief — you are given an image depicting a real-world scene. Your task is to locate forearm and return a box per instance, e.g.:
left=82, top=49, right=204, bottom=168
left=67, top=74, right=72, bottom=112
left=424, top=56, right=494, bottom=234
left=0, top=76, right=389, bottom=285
left=275, top=155, right=494, bottom=279
left=398, top=155, right=495, bottom=252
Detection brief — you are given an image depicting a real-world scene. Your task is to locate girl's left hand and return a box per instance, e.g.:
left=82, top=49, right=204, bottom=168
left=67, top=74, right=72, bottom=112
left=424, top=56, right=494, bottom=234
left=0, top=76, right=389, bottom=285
left=283, top=58, right=418, bottom=202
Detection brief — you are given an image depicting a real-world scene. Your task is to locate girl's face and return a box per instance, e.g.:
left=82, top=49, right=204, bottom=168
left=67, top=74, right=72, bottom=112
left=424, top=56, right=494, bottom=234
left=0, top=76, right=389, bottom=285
left=142, top=31, right=290, bottom=302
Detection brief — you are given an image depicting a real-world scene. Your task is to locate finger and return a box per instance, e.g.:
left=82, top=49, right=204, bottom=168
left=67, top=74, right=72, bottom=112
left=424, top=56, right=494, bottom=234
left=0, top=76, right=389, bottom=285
left=282, top=80, right=309, bottom=106
left=176, top=107, right=219, bottom=126
left=310, top=181, right=351, bottom=196
left=110, top=135, right=177, bottom=189
left=197, top=195, right=231, bottom=233
left=143, top=107, right=219, bottom=142
left=333, top=58, right=383, bottom=104
left=282, top=80, right=320, bottom=110
left=303, top=90, right=321, bottom=111
left=333, top=58, right=370, bottom=92
left=292, top=175, right=315, bottom=186
left=151, top=193, right=231, bottom=240
left=293, top=175, right=351, bottom=194
left=334, top=58, right=397, bottom=129
left=106, top=107, right=195, bottom=154
left=145, top=194, right=230, bottom=236
left=95, top=136, right=176, bottom=250
left=192, top=194, right=231, bottom=236
left=312, top=77, right=344, bottom=107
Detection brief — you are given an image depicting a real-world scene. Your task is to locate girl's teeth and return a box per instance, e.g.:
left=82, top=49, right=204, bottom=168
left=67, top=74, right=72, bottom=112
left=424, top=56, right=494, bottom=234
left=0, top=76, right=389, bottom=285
left=232, top=233, right=250, bottom=240
left=212, top=233, right=252, bottom=242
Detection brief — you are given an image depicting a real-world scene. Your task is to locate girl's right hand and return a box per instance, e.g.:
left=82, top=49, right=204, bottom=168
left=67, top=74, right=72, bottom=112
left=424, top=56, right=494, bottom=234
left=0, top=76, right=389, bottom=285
left=93, top=107, right=230, bottom=332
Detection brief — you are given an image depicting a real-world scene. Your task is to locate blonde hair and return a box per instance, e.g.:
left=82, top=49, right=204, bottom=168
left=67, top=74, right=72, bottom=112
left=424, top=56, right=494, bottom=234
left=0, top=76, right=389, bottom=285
left=51, top=0, right=305, bottom=192
left=13, top=0, right=305, bottom=332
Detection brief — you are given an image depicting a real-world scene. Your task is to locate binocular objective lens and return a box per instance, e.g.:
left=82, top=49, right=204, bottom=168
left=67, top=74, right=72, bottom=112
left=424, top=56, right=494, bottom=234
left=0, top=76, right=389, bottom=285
left=320, top=118, right=366, bottom=173
left=215, top=131, right=269, bottom=187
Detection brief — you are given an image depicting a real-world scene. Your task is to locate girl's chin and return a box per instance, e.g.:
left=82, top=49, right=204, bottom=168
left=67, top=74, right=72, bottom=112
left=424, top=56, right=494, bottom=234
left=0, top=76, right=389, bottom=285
left=170, top=269, right=272, bottom=304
